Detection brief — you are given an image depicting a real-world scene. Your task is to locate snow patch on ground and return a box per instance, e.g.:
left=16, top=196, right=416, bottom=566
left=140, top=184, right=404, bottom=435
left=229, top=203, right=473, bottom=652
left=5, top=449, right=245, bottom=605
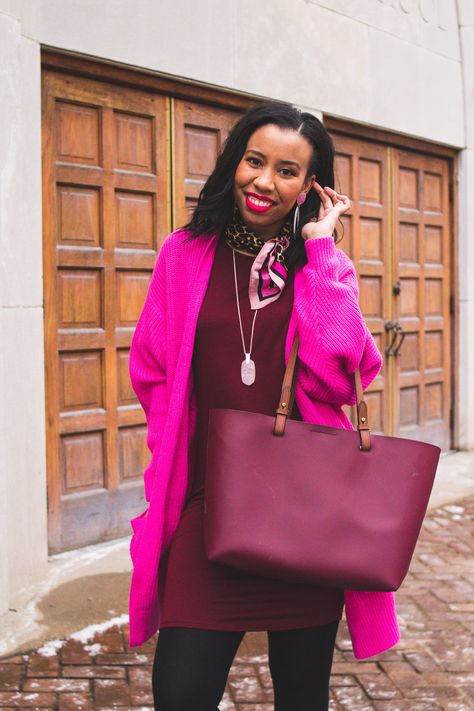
left=34, top=638, right=63, bottom=657
left=0, top=537, right=130, bottom=657
left=35, top=614, right=129, bottom=657
left=84, top=642, right=102, bottom=656
left=443, top=504, right=465, bottom=514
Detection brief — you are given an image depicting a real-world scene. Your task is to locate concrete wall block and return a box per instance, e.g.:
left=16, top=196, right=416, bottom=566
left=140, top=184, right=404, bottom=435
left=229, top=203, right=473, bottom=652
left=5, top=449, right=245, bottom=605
left=459, top=25, right=474, bottom=146
left=1, top=305, right=48, bottom=603
left=14, top=0, right=466, bottom=147
left=457, top=148, right=474, bottom=303
left=0, top=14, right=42, bottom=308
left=458, top=299, right=474, bottom=449
left=457, top=0, right=474, bottom=27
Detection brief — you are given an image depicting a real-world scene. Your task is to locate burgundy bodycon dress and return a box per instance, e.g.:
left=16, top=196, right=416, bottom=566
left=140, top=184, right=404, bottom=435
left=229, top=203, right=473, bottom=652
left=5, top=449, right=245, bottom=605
left=159, top=236, right=344, bottom=630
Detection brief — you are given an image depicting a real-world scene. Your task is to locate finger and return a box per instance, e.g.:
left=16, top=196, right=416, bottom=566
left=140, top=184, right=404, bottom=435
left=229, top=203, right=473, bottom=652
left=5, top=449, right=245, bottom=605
left=324, top=186, right=347, bottom=199
left=315, top=183, right=334, bottom=209
left=319, top=184, right=348, bottom=208
left=326, top=189, right=351, bottom=207
left=337, top=199, right=351, bottom=212
left=325, top=188, right=351, bottom=207
left=314, top=181, right=327, bottom=197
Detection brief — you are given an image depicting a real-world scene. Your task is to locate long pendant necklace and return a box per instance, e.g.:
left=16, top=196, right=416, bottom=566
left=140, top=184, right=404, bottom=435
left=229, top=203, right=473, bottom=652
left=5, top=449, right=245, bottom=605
left=232, top=248, right=258, bottom=386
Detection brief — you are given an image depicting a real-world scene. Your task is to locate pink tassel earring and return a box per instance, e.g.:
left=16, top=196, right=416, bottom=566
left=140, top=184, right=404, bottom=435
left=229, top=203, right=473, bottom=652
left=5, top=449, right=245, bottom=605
left=293, top=191, right=307, bottom=235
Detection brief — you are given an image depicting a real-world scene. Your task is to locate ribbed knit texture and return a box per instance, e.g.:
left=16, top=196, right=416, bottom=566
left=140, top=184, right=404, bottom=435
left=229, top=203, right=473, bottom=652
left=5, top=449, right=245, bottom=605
left=128, top=229, right=400, bottom=658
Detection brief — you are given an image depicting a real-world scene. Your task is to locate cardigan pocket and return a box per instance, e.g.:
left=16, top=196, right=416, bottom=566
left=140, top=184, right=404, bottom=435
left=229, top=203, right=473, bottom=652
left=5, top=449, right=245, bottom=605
left=129, top=508, right=149, bottom=564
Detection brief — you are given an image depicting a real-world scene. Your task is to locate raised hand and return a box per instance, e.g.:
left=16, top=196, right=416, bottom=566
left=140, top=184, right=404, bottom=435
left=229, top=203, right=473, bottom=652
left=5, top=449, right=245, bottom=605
left=301, top=181, right=352, bottom=241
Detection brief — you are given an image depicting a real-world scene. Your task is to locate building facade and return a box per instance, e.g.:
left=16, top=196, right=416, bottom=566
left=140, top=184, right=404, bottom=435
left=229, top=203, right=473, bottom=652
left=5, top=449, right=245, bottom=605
left=1, top=0, right=473, bottom=619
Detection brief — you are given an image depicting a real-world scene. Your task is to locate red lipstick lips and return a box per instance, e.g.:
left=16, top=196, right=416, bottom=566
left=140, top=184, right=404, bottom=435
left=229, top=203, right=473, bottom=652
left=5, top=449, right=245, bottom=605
left=244, top=192, right=276, bottom=213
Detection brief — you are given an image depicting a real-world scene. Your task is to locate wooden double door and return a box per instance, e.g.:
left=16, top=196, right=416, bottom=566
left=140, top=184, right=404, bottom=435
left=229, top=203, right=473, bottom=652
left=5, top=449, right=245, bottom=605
left=42, top=68, right=454, bottom=552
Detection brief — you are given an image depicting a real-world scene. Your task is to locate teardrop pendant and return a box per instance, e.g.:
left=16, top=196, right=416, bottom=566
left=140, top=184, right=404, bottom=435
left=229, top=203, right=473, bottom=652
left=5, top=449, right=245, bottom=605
left=241, top=354, right=256, bottom=386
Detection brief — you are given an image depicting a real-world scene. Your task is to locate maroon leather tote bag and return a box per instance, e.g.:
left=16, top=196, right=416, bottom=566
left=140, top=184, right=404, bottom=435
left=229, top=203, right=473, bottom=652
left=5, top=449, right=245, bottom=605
left=203, top=334, right=441, bottom=592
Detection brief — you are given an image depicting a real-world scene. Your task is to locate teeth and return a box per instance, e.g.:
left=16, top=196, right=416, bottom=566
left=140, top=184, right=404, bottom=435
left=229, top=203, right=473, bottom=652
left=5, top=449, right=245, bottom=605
left=248, top=196, right=273, bottom=207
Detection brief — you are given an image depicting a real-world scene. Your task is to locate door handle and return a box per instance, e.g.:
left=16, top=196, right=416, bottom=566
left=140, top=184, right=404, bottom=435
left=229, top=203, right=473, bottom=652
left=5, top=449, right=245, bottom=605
left=384, top=320, right=404, bottom=357
left=384, top=320, right=399, bottom=356
left=392, top=325, right=406, bottom=357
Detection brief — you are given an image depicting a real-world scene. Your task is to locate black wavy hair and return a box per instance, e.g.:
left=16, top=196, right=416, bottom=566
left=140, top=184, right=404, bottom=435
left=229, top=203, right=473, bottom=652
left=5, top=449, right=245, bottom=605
left=179, top=101, right=343, bottom=268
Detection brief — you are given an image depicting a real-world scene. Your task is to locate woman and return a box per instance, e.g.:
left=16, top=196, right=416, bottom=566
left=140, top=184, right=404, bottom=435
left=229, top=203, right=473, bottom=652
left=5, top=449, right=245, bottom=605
left=128, top=102, right=400, bottom=710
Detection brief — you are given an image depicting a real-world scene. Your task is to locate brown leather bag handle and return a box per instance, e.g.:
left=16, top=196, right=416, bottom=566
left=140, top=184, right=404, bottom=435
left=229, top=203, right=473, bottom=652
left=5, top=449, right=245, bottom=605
left=273, top=334, right=371, bottom=450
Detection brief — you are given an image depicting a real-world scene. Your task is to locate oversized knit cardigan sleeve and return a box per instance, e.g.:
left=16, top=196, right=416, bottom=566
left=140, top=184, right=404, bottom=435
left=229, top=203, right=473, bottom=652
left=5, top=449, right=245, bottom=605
left=128, top=239, right=169, bottom=502
left=297, top=237, right=400, bottom=660
left=296, top=236, right=383, bottom=403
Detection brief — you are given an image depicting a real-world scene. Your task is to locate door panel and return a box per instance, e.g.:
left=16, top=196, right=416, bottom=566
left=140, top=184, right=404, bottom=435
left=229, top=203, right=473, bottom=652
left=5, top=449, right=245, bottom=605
left=42, top=71, right=170, bottom=551
left=392, top=149, right=451, bottom=448
left=172, top=99, right=241, bottom=229
left=331, top=130, right=452, bottom=447
left=331, top=134, right=390, bottom=435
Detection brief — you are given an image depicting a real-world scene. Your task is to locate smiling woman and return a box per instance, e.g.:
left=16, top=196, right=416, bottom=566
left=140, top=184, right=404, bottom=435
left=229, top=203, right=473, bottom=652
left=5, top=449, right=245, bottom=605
left=128, top=101, right=398, bottom=711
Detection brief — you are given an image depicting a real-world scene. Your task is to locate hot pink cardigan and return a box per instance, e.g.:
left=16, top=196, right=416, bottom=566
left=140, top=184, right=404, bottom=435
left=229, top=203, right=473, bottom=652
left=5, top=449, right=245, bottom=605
left=127, top=229, right=400, bottom=658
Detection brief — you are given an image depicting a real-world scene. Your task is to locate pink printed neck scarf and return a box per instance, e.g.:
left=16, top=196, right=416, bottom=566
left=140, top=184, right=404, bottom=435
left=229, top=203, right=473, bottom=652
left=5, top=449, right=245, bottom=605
left=224, top=206, right=293, bottom=310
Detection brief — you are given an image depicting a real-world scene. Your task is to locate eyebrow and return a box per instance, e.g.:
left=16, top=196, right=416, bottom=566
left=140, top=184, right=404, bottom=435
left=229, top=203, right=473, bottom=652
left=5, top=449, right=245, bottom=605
left=245, top=148, right=301, bottom=169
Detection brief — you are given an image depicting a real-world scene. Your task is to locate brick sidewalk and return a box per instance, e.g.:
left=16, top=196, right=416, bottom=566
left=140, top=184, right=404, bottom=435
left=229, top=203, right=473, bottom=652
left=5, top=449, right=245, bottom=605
left=1, top=497, right=473, bottom=710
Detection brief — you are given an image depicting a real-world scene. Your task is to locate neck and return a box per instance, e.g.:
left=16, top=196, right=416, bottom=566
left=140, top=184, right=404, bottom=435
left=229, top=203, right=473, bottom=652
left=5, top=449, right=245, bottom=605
left=241, top=217, right=286, bottom=241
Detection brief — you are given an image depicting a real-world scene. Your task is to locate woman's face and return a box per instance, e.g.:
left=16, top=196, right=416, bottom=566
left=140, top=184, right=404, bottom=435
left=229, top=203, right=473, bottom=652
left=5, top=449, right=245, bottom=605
left=233, top=123, right=316, bottom=239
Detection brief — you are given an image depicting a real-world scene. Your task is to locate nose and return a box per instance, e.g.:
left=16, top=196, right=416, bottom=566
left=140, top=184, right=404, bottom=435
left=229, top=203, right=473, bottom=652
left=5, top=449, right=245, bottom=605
left=253, top=167, right=275, bottom=193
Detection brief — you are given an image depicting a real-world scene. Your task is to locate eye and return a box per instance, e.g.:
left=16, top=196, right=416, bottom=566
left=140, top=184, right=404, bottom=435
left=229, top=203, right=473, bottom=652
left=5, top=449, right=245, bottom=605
left=246, top=156, right=261, bottom=166
left=280, top=167, right=297, bottom=177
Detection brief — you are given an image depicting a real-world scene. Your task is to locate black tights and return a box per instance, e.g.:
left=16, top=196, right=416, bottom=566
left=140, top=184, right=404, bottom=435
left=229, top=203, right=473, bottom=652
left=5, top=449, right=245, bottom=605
left=152, top=620, right=339, bottom=710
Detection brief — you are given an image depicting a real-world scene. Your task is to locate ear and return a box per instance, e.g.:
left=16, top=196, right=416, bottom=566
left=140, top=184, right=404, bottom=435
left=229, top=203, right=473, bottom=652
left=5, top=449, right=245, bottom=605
left=304, top=174, right=316, bottom=193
